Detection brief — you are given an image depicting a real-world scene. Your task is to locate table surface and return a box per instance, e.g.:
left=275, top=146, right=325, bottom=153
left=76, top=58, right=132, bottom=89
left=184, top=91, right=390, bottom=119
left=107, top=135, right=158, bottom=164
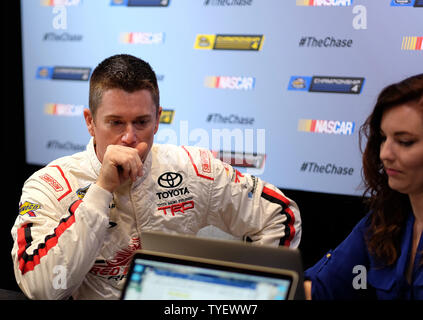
left=0, top=288, right=27, bottom=300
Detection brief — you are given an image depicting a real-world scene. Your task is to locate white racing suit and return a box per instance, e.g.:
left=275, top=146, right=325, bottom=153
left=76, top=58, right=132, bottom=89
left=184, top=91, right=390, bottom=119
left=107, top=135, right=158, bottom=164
left=11, top=139, right=301, bottom=299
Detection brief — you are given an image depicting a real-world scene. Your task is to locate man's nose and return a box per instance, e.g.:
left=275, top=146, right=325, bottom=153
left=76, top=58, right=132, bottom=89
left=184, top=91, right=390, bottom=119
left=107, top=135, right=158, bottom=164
left=121, top=124, right=137, bottom=146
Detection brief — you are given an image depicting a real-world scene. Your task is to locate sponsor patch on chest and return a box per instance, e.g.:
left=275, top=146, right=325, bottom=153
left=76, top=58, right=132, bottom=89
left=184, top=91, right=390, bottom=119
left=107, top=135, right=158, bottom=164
left=156, top=187, right=190, bottom=200
left=155, top=172, right=195, bottom=216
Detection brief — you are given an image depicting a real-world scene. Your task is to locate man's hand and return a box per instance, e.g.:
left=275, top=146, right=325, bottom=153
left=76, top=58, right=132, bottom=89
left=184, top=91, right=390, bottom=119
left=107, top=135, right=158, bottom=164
left=96, top=142, right=148, bottom=193
left=304, top=280, right=312, bottom=300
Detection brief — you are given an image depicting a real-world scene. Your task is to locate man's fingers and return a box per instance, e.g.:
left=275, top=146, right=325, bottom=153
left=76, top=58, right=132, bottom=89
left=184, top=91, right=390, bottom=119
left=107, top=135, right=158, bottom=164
left=136, top=142, right=149, bottom=161
left=124, top=146, right=144, bottom=181
left=121, top=162, right=131, bottom=180
left=131, top=146, right=144, bottom=179
left=103, top=144, right=147, bottom=186
left=130, top=155, right=141, bottom=181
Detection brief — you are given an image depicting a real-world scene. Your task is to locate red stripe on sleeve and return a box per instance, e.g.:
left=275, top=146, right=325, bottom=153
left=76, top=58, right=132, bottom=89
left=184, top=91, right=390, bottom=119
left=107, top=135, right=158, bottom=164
left=261, top=186, right=296, bottom=247
left=17, top=224, right=30, bottom=270
left=17, top=201, right=81, bottom=274
left=282, top=207, right=296, bottom=247
left=262, top=186, right=290, bottom=206
left=69, top=200, right=82, bottom=214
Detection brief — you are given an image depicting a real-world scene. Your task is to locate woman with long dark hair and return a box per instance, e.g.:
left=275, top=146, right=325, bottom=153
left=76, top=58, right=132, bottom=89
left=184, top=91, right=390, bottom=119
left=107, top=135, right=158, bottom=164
left=304, top=73, right=423, bottom=300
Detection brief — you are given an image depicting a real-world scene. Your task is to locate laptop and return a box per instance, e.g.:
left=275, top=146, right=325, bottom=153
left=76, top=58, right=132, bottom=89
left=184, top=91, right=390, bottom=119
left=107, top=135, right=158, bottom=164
left=139, top=231, right=305, bottom=299
left=121, top=249, right=299, bottom=300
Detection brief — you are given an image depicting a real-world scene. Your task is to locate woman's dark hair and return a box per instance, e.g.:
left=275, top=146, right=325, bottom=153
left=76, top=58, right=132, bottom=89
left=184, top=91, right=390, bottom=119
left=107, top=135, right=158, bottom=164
left=359, top=73, right=423, bottom=265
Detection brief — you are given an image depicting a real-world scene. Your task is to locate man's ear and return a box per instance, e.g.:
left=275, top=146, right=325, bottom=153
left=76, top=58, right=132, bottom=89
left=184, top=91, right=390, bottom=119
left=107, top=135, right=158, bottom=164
left=154, top=106, right=162, bottom=134
left=83, top=108, right=95, bottom=137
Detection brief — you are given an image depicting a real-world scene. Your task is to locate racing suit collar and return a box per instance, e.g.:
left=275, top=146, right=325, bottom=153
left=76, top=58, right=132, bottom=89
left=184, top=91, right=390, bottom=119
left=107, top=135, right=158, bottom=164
left=133, top=146, right=152, bottom=188
left=87, top=137, right=102, bottom=177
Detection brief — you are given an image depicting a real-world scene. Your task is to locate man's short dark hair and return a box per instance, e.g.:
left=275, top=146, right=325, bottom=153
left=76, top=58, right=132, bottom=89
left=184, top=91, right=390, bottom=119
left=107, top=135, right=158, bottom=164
left=89, top=54, right=160, bottom=118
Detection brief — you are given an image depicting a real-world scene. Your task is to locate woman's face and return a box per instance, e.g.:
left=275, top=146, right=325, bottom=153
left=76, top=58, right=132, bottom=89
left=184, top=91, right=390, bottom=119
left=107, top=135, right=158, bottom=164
left=379, top=103, right=423, bottom=197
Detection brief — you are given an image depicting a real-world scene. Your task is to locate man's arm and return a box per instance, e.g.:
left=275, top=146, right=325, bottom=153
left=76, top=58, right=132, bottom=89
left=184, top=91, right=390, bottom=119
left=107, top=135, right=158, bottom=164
left=11, top=142, right=148, bottom=299
left=11, top=167, right=112, bottom=299
left=202, top=149, right=302, bottom=248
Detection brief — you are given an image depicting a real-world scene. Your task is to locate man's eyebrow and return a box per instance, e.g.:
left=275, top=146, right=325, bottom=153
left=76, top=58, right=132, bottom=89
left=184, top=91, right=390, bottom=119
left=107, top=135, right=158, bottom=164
left=104, top=115, right=122, bottom=119
left=104, top=114, right=152, bottom=119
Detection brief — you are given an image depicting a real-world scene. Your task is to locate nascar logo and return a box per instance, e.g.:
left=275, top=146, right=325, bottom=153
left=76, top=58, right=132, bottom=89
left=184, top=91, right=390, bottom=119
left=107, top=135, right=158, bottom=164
left=119, top=32, right=165, bottom=44
left=110, top=0, right=169, bottom=6
left=298, top=119, right=355, bottom=135
left=41, top=0, right=81, bottom=6
left=296, top=0, right=353, bottom=5
left=401, top=36, right=423, bottom=51
left=204, top=76, right=255, bottom=90
left=194, top=34, right=264, bottom=51
left=44, top=103, right=85, bottom=116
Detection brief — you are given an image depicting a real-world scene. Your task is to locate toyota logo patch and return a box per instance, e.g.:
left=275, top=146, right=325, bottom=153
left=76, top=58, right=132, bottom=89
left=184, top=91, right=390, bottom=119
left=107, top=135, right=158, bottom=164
left=158, top=172, right=183, bottom=188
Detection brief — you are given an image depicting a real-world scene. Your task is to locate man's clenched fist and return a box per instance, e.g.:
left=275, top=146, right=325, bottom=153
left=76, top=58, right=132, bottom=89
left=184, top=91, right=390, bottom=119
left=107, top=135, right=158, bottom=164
left=96, top=142, right=148, bottom=193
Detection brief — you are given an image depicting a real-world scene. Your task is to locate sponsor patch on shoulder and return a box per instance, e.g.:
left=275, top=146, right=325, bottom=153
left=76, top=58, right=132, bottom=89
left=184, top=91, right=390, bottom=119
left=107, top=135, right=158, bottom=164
left=76, top=184, right=91, bottom=199
left=40, top=173, right=64, bottom=192
left=19, top=201, right=41, bottom=217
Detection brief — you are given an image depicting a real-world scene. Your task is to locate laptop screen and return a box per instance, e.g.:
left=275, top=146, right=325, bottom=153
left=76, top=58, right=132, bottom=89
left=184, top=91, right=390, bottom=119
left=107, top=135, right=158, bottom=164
left=121, top=252, right=295, bottom=300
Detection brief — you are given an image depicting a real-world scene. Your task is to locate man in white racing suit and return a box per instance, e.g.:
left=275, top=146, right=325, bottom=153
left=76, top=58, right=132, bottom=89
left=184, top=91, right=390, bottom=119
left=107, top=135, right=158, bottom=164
left=11, top=54, right=301, bottom=299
